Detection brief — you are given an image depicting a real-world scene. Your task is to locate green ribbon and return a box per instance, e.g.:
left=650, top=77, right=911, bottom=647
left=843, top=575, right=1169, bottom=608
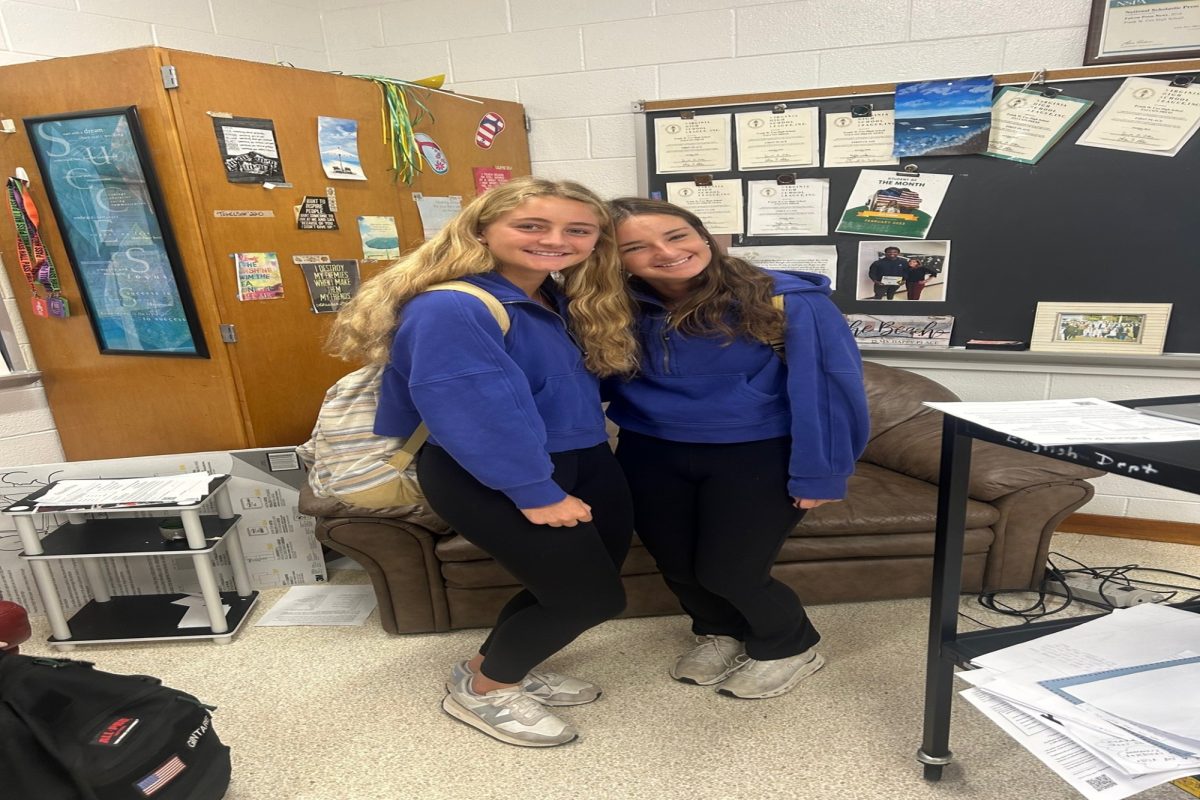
left=349, top=75, right=434, bottom=184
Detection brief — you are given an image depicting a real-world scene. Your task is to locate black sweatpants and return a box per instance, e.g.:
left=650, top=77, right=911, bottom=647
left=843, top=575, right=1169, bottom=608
left=417, top=443, right=633, bottom=684
left=615, top=431, right=820, bottom=660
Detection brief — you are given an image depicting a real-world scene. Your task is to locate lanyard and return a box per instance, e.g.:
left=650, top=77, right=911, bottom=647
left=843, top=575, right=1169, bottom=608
left=6, top=176, right=68, bottom=318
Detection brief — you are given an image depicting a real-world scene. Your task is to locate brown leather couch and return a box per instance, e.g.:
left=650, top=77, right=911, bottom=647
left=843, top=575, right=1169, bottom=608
left=298, top=362, right=1102, bottom=635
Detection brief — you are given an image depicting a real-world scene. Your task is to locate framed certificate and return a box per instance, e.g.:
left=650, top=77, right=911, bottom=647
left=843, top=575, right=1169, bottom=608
left=24, top=107, right=208, bottom=357
left=1085, top=0, right=1200, bottom=65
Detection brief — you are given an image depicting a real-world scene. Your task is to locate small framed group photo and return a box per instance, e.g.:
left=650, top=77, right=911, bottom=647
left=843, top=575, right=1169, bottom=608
left=1030, top=302, right=1172, bottom=355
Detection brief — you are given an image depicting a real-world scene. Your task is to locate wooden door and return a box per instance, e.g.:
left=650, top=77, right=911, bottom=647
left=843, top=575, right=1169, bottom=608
left=159, top=49, right=531, bottom=449
left=0, top=48, right=247, bottom=460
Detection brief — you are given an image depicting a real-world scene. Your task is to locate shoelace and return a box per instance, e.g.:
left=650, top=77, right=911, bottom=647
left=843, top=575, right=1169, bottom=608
left=732, top=654, right=773, bottom=675
left=697, top=635, right=740, bottom=666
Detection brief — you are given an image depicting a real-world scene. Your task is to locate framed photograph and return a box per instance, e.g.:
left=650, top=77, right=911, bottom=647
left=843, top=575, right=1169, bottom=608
left=24, top=106, right=208, bottom=357
left=1084, top=0, right=1200, bottom=65
left=1030, top=302, right=1172, bottom=355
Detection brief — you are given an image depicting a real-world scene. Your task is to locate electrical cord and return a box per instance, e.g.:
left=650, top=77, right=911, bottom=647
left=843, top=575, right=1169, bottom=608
left=957, top=552, right=1200, bottom=628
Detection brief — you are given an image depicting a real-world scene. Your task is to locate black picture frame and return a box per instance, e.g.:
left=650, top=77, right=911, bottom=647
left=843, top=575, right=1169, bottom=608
left=1084, top=0, right=1200, bottom=66
left=23, top=106, right=208, bottom=357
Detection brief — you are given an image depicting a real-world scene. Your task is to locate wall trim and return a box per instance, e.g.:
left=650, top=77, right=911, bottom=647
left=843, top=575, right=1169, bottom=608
left=1063, top=514, right=1200, bottom=545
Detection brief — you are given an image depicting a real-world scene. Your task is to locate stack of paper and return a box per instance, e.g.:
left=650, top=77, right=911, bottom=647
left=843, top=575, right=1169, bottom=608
left=958, top=603, right=1200, bottom=799
left=32, top=472, right=217, bottom=510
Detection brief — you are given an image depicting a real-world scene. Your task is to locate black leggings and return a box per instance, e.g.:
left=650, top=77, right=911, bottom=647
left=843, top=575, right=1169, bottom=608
left=417, top=443, right=633, bottom=684
left=615, top=431, right=820, bottom=660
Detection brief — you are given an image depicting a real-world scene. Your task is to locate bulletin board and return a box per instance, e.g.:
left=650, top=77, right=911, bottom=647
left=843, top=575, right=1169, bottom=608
left=638, top=59, right=1200, bottom=353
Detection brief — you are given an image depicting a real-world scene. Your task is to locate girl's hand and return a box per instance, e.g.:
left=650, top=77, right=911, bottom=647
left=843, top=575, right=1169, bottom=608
left=792, top=497, right=837, bottom=510
left=521, top=495, right=594, bottom=527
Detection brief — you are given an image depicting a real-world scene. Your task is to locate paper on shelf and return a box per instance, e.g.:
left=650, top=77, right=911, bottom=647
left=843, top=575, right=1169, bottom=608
left=177, top=603, right=231, bottom=629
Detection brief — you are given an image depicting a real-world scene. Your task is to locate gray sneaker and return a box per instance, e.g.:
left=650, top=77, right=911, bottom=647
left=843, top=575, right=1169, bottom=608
left=716, top=648, right=826, bottom=699
left=442, top=669, right=577, bottom=747
left=671, top=635, right=746, bottom=685
left=447, top=660, right=601, bottom=706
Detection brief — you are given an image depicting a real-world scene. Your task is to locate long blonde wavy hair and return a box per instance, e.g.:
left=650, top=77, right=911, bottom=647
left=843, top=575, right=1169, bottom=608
left=328, top=176, right=638, bottom=377
left=608, top=197, right=785, bottom=345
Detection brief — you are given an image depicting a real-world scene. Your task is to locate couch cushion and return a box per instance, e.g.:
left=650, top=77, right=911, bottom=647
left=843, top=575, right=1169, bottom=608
left=796, top=462, right=998, bottom=535
left=779, top=529, right=993, bottom=561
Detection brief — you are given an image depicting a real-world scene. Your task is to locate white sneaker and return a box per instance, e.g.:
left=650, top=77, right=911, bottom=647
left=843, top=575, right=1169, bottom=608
left=716, top=648, right=826, bottom=699
left=448, top=660, right=601, bottom=706
left=670, top=635, right=746, bottom=685
left=442, top=669, right=577, bottom=747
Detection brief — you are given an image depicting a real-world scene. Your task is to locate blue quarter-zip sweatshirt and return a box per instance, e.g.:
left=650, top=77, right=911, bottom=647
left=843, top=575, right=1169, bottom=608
left=605, top=270, right=870, bottom=500
left=375, top=272, right=606, bottom=508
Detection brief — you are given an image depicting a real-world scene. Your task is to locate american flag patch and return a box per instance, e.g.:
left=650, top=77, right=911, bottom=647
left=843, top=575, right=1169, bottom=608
left=135, top=755, right=187, bottom=796
left=475, top=112, right=506, bottom=149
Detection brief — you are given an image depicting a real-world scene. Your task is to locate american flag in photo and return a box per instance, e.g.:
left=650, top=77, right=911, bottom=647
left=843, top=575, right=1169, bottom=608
left=135, top=755, right=187, bottom=796
left=475, top=112, right=506, bottom=149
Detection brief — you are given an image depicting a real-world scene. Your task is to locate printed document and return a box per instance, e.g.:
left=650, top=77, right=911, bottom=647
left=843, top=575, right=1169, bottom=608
left=254, top=585, right=377, bottom=626
left=735, top=107, right=818, bottom=170
left=924, top=398, right=1200, bottom=445
left=655, top=115, right=732, bottom=173
left=1077, top=77, right=1200, bottom=157
left=746, top=179, right=828, bottom=236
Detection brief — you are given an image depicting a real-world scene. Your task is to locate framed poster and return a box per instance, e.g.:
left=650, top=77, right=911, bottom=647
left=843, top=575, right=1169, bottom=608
left=23, top=106, right=208, bottom=357
left=1085, top=0, right=1200, bottom=65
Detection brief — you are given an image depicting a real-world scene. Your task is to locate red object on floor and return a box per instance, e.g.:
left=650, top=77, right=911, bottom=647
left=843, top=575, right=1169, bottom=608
left=0, top=600, right=32, bottom=654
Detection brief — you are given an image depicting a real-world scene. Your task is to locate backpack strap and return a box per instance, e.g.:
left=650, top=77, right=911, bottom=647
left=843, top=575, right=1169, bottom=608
left=767, top=293, right=786, bottom=360
left=424, top=280, right=511, bottom=335
left=390, top=281, right=513, bottom=466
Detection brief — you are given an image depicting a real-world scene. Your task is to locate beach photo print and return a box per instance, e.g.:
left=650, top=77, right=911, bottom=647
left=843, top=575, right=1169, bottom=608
left=893, top=75, right=995, bottom=158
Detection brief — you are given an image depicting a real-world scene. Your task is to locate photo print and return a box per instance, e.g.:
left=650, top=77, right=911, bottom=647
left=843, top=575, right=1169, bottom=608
left=856, top=240, right=950, bottom=301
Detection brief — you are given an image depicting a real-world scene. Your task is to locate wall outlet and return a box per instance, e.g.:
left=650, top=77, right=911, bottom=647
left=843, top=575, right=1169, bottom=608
left=1042, top=574, right=1169, bottom=608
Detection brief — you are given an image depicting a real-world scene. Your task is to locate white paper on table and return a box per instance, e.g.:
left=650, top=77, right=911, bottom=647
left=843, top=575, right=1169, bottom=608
left=1076, top=77, right=1200, bottom=157
left=746, top=179, right=828, bottom=236
left=924, top=398, right=1200, bottom=446
left=735, top=107, right=818, bottom=170
left=972, top=604, right=1200, bottom=674
left=655, top=114, right=732, bottom=173
left=171, top=595, right=207, bottom=607
left=727, top=245, right=838, bottom=289
left=665, top=179, right=743, bottom=235
left=254, top=585, right=377, bottom=627
left=960, top=687, right=1197, bottom=800
left=177, top=603, right=231, bottom=629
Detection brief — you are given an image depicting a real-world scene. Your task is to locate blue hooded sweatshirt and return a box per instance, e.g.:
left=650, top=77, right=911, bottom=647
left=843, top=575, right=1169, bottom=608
left=374, top=272, right=606, bottom=509
left=605, top=270, right=870, bottom=500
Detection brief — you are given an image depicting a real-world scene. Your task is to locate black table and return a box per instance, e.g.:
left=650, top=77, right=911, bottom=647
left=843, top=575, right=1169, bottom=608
left=917, top=395, right=1200, bottom=780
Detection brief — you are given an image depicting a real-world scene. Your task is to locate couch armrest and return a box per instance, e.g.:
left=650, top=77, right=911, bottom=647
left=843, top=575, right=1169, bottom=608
left=299, top=485, right=453, bottom=634
left=982, top=479, right=1096, bottom=591
left=862, top=410, right=1104, bottom=501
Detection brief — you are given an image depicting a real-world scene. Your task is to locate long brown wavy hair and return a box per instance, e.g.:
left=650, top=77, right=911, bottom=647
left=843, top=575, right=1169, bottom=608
left=327, top=176, right=638, bottom=376
left=608, top=197, right=785, bottom=344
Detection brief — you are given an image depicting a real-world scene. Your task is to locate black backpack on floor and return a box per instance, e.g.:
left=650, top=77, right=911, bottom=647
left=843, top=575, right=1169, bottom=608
left=0, top=653, right=231, bottom=800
